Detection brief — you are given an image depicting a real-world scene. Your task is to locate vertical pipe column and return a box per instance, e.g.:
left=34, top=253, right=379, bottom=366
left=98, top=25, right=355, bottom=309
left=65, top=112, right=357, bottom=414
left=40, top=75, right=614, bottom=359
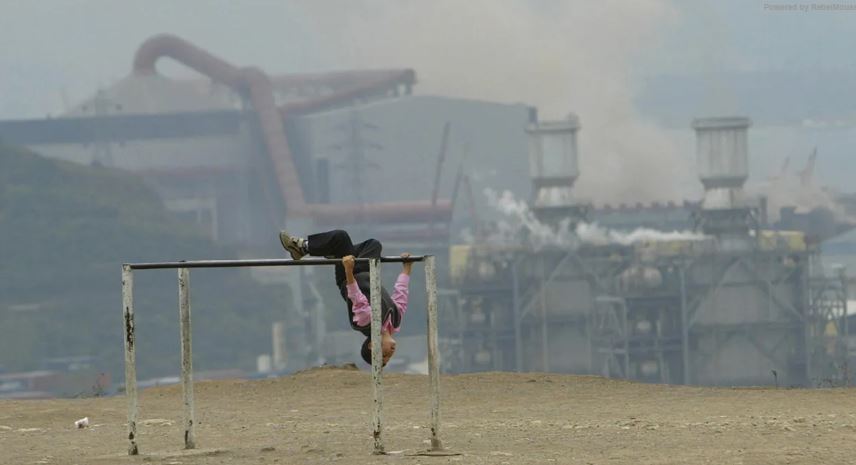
left=178, top=268, right=196, bottom=449
left=122, top=265, right=139, bottom=455
left=540, top=270, right=550, bottom=371
left=803, top=256, right=813, bottom=383
left=369, top=258, right=384, bottom=455
left=679, top=266, right=690, bottom=385
left=621, top=301, right=630, bottom=378
left=843, top=269, right=850, bottom=341
left=425, top=256, right=443, bottom=451
left=511, top=260, right=523, bottom=372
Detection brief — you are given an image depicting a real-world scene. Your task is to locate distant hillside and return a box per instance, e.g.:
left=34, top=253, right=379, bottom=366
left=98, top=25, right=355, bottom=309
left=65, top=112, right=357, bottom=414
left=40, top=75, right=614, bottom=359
left=0, top=143, right=291, bottom=380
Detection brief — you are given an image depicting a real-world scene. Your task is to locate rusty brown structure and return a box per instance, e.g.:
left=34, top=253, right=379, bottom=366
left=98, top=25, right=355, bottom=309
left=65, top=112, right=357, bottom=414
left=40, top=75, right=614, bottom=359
left=132, top=34, right=449, bottom=230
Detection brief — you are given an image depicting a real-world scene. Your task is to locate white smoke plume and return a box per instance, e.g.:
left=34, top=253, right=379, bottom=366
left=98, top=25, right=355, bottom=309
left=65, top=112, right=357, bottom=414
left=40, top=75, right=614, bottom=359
left=575, top=222, right=706, bottom=247
left=476, top=189, right=706, bottom=249
left=482, top=188, right=577, bottom=249
left=297, top=0, right=691, bottom=204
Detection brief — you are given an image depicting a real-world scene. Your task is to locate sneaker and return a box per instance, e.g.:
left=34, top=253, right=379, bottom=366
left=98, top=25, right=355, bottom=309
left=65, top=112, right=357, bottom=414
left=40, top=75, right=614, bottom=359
left=279, top=231, right=306, bottom=260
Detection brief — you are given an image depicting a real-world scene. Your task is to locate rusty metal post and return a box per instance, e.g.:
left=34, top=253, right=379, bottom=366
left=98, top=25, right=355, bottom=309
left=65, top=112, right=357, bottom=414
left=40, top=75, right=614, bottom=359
left=178, top=268, right=196, bottom=449
left=369, top=258, right=384, bottom=454
left=425, top=255, right=443, bottom=451
left=122, top=265, right=139, bottom=455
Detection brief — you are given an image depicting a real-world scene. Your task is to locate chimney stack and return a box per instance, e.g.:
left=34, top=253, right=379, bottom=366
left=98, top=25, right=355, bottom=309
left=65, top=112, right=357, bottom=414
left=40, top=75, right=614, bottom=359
left=693, top=116, right=751, bottom=208
left=526, top=113, right=589, bottom=226
left=692, top=117, right=756, bottom=248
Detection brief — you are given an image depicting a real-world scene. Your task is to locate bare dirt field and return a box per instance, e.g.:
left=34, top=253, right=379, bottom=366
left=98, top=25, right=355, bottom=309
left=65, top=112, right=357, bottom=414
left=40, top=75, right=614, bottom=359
left=3, top=367, right=856, bottom=465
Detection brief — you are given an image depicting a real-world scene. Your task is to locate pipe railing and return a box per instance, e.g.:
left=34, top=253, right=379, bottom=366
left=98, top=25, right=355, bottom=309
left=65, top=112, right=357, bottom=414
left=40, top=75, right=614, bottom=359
left=121, top=255, right=442, bottom=456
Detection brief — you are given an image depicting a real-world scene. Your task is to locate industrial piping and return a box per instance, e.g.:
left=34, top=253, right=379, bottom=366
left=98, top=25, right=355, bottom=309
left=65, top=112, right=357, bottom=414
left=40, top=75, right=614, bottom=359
left=133, top=34, right=306, bottom=213
left=132, top=34, right=448, bottom=227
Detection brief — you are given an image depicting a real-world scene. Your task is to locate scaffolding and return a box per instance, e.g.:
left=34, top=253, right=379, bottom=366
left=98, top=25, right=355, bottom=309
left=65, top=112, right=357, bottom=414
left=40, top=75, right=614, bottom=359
left=447, top=242, right=849, bottom=386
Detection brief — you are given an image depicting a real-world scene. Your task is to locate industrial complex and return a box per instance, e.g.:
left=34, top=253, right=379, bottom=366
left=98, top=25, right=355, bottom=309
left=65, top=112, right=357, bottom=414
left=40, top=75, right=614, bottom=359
left=2, top=34, right=853, bottom=388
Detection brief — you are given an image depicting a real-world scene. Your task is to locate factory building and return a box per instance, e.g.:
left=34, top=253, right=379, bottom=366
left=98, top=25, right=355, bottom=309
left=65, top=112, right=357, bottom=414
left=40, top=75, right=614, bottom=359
left=0, top=34, right=531, bottom=371
left=447, top=114, right=850, bottom=386
left=1, top=34, right=850, bottom=384
left=0, top=34, right=530, bottom=250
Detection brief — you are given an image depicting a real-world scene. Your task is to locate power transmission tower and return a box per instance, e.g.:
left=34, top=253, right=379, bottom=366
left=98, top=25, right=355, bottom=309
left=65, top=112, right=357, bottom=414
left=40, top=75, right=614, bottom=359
left=329, top=108, right=383, bottom=236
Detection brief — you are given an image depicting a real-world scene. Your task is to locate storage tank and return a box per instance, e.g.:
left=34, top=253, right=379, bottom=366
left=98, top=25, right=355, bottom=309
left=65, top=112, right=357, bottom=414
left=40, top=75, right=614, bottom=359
left=526, top=114, right=580, bottom=208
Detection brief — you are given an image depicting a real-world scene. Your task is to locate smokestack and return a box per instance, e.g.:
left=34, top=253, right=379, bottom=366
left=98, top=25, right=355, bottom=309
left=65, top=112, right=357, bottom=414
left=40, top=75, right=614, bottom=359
left=692, top=117, right=755, bottom=247
left=526, top=113, right=581, bottom=210
left=693, top=117, right=751, bottom=209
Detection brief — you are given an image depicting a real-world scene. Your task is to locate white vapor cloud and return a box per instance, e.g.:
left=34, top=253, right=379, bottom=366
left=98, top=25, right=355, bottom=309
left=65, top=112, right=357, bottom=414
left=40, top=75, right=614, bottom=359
left=298, top=0, right=691, bottom=203
left=479, top=189, right=705, bottom=249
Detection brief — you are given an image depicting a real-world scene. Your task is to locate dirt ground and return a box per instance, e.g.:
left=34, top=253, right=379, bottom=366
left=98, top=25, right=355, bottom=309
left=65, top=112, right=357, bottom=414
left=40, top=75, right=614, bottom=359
left=3, top=367, right=856, bottom=465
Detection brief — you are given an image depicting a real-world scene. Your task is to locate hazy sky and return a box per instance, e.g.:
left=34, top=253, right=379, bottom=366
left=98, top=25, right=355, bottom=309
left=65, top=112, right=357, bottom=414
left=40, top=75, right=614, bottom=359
left=2, top=0, right=855, bottom=200
left=2, top=0, right=854, bottom=119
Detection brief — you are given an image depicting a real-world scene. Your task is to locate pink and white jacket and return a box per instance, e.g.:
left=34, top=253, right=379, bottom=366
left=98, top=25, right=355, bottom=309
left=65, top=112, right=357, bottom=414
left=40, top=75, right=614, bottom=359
left=346, top=273, right=410, bottom=334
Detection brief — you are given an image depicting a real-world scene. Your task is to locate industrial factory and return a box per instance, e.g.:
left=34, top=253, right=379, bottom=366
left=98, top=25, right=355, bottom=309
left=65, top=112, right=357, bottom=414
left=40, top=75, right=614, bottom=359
left=1, top=34, right=852, bottom=388
left=448, top=116, right=850, bottom=387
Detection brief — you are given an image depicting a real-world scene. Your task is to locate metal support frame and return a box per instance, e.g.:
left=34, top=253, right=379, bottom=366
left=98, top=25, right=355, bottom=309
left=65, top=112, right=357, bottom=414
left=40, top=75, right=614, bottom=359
left=539, top=257, right=550, bottom=372
left=679, top=266, right=690, bottom=384
left=369, top=258, right=384, bottom=454
left=510, top=251, right=620, bottom=373
left=686, top=256, right=742, bottom=329
left=806, top=264, right=850, bottom=384
left=684, top=251, right=819, bottom=385
left=120, top=255, right=441, bottom=456
left=121, top=265, right=138, bottom=456
left=591, top=296, right=630, bottom=378
left=511, top=260, right=523, bottom=372
left=178, top=268, right=195, bottom=449
left=425, top=256, right=442, bottom=451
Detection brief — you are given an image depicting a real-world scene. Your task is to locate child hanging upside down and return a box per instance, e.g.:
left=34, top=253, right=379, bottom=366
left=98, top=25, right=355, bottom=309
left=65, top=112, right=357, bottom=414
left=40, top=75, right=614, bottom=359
left=279, top=229, right=412, bottom=367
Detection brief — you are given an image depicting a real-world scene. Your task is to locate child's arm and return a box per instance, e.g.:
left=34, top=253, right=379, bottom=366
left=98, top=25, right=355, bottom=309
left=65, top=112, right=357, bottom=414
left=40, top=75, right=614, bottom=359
left=400, top=252, right=413, bottom=276
left=343, top=255, right=357, bottom=284
left=343, top=255, right=371, bottom=326
left=391, top=253, right=412, bottom=319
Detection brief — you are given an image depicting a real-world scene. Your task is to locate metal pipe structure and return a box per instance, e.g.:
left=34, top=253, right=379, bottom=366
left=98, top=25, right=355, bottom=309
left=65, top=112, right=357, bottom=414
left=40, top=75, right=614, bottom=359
left=121, top=265, right=139, bottom=455
left=369, top=258, right=384, bottom=454
left=511, top=260, right=523, bottom=372
left=132, top=34, right=306, bottom=212
left=127, top=256, right=426, bottom=270
left=178, top=268, right=196, bottom=449
left=540, top=260, right=550, bottom=372
left=131, top=34, right=453, bottom=228
left=120, top=255, right=440, bottom=455
left=270, top=69, right=415, bottom=93
left=425, top=256, right=442, bottom=451
left=679, top=266, right=690, bottom=385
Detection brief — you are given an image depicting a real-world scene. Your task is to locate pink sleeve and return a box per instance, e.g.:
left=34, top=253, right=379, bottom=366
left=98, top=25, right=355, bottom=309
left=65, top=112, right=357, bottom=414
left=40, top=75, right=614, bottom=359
left=391, top=273, right=410, bottom=319
left=346, top=281, right=371, bottom=327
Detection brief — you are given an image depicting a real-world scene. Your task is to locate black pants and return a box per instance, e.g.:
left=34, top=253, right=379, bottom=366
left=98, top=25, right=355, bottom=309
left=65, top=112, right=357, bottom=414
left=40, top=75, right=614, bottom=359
left=307, top=229, right=382, bottom=287
left=307, top=230, right=396, bottom=336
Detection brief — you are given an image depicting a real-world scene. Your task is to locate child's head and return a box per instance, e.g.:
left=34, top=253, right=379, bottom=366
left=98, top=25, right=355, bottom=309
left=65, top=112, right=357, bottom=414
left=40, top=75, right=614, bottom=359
left=361, top=338, right=372, bottom=365
left=361, top=335, right=396, bottom=367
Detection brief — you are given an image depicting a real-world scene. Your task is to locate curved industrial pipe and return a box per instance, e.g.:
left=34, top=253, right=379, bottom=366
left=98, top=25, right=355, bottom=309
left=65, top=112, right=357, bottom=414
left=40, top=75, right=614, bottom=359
left=134, top=34, right=306, bottom=212
left=132, top=34, right=448, bottom=226
left=133, top=34, right=242, bottom=86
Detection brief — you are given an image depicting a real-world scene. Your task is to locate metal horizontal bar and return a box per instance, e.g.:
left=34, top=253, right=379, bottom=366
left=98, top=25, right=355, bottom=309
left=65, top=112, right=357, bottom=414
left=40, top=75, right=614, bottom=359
left=126, top=256, right=428, bottom=270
